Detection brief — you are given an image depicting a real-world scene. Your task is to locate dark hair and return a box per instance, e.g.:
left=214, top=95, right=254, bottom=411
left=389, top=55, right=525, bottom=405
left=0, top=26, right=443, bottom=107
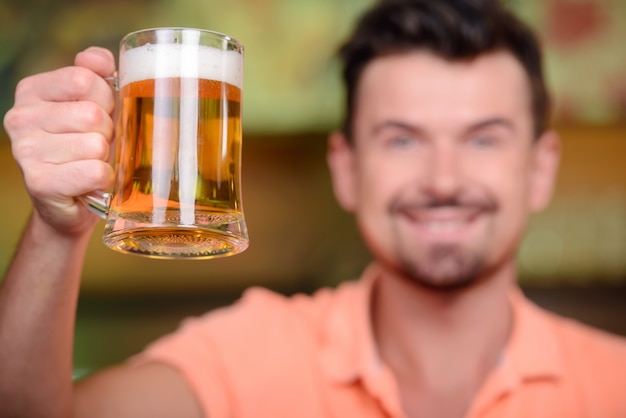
left=338, top=0, right=549, bottom=139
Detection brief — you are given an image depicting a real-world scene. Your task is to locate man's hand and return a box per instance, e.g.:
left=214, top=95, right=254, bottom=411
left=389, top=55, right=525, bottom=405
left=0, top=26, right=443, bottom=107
left=4, top=47, right=117, bottom=236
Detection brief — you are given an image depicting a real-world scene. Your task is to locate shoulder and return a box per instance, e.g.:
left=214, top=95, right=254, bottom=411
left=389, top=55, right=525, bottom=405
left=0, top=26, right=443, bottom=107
left=546, top=311, right=626, bottom=362
left=203, top=284, right=339, bottom=336
left=540, top=307, right=626, bottom=407
left=141, top=280, right=364, bottom=356
left=211, top=279, right=364, bottom=326
left=516, top=300, right=626, bottom=413
left=519, top=294, right=626, bottom=364
left=187, top=280, right=362, bottom=356
left=131, top=281, right=366, bottom=417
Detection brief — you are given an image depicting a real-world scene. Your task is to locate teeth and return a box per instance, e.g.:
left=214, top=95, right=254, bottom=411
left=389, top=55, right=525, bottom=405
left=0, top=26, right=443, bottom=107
left=424, top=220, right=463, bottom=232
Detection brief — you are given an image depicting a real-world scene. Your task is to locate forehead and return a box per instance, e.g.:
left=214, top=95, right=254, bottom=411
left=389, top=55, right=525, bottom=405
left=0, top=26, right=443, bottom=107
left=354, top=51, right=533, bottom=134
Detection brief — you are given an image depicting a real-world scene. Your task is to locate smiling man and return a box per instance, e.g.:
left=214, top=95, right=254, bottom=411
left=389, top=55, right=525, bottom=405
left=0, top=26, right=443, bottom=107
left=330, top=50, right=550, bottom=292
left=2, top=0, right=626, bottom=417
left=326, top=46, right=562, bottom=416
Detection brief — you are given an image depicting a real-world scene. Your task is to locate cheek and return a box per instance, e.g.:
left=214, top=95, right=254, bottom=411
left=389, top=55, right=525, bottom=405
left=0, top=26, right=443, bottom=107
left=470, top=153, right=533, bottom=221
left=353, top=160, right=404, bottom=244
left=485, top=165, right=534, bottom=237
left=476, top=150, right=533, bottom=200
left=356, top=174, right=390, bottom=218
left=355, top=156, right=412, bottom=210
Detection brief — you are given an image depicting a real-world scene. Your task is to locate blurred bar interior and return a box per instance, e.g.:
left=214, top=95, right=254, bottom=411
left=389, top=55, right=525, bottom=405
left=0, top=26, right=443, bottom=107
left=1, top=0, right=625, bottom=375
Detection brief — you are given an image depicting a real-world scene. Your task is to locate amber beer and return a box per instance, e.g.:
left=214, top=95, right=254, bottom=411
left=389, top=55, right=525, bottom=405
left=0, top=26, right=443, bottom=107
left=101, top=37, right=248, bottom=259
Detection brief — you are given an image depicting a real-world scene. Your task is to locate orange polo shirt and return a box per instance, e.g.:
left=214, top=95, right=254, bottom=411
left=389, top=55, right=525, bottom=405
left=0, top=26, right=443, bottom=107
left=133, top=264, right=626, bottom=417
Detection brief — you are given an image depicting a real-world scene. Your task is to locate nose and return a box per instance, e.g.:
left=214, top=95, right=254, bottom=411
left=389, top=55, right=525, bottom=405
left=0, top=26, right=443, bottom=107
left=424, top=143, right=462, bottom=200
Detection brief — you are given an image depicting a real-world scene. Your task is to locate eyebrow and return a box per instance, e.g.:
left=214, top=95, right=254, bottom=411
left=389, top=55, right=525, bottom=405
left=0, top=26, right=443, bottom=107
left=371, top=117, right=515, bottom=136
left=371, top=120, right=425, bottom=136
left=466, top=117, right=515, bottom=133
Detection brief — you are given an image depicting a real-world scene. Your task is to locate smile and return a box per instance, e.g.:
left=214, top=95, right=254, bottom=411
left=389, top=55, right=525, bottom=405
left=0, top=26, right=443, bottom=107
left=422, top=219, right=466, bottom=232
left=396, top=206, right=487, bottom=240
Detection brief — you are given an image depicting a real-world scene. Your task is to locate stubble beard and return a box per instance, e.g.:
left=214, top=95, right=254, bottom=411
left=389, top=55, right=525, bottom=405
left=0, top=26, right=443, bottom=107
left=397, top=242, right=484, bottom=292
left=387, top=189, right=498, bottom=292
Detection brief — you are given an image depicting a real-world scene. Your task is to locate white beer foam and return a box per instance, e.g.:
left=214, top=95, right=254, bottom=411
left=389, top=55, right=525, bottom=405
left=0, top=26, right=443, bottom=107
left=119, top=43, right=243, bottom=89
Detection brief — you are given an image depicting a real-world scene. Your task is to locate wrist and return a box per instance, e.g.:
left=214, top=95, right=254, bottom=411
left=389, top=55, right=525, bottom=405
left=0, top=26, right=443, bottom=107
left=29, top=209, right=96, bottom=245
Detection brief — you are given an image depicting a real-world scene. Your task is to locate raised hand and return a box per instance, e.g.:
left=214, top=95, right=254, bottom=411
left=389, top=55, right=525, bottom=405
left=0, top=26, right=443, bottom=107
left=4, top=47, right=117, bottom=235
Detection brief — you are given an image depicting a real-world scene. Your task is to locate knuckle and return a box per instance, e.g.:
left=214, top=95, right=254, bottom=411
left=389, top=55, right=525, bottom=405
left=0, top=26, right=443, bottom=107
left=67, top=66, right=98, bottom=97
left=61, top=101, right=108, bottom=133
left=11, top=136, right=38, bottom=161
left=80, top=101, right=105, bottom=126
left=3, top=107, right=20, bottom=133
left=96, top=135, right=111, bottom=160
left=85, top=160, right=114, bottom=188
left=3, top=106, right=32, bottom=135
left=24, top=166, right=51, bottom=198
left=14, top=75, right=36, bottom=98
left=84, top=133, right=110, bottom=160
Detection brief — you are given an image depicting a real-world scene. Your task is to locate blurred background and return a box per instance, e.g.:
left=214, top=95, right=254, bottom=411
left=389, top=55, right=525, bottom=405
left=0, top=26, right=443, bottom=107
left=1, top=0, right=625, bottom=377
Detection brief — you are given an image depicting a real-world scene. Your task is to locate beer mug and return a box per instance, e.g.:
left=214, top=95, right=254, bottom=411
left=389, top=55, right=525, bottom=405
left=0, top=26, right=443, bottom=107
left=83, top=28, right=248, bottom=259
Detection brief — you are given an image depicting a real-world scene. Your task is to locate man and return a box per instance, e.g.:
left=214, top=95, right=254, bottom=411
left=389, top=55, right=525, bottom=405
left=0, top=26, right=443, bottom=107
left=1, top=0, right=625, bottom=417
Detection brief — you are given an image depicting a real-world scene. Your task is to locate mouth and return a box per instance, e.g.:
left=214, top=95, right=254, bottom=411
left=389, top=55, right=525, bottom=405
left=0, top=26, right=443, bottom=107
left=420, top=218, right=470, bottom=233
left=396, top=206, right=487, bottom=240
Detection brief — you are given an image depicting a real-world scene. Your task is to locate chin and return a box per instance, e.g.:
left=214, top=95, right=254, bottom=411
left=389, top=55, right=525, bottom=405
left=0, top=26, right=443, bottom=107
left=410, top=273, right=479, bottom=293
left=397, top=245, right=485, bottom=293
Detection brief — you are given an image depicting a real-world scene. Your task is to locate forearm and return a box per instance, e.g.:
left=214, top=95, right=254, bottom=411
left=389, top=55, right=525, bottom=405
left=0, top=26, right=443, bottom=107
left=0, top=211, right=93, bottom=418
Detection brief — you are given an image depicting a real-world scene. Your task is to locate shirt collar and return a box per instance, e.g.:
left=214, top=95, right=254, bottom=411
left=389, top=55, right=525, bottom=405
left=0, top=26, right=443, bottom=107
left=502, top=287, right=565, bottom=380
left=318, top=264, right=565, bottom=415
left=319, top=263, right=381, bottom=384
left=319, top=263, right=404, bottom=417
left=467, top=287, right=566, bottom=417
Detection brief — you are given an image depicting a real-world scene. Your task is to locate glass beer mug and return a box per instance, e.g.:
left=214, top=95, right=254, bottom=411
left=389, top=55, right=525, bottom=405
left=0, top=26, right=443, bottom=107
left=84, top=28, right=248, bottom=259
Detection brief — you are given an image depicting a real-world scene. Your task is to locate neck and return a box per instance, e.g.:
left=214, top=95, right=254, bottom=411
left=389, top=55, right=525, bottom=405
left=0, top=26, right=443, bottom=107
left=372, top=263, right=515, bottom=392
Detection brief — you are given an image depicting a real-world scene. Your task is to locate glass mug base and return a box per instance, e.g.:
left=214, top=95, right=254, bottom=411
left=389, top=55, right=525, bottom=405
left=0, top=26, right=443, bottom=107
left=103, top=211, right=248, bottom=259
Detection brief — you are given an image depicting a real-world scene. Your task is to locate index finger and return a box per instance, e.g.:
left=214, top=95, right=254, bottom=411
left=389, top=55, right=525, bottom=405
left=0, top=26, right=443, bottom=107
left=14, top=65, right=115, bottom=114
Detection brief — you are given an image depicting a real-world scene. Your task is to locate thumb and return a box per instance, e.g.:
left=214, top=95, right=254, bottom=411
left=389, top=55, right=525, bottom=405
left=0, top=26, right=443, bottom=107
left=74, top=46, right=116, bottom=78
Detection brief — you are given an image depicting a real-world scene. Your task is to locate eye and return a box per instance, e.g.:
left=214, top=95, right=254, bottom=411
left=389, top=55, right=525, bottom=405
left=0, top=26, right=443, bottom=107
left=387, top=135, right=419, bottom=149
left=467, top=134, right=499, bottom=148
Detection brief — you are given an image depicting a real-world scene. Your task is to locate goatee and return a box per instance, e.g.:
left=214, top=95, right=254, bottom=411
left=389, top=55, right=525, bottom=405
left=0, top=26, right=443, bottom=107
left=398, top=243, right=483, bottom=292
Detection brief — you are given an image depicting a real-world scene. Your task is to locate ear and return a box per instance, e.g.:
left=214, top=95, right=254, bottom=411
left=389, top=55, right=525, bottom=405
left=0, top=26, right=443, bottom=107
left=327, top=131, right=357, bottom=212
left=529, top=130, right=561, bottom=212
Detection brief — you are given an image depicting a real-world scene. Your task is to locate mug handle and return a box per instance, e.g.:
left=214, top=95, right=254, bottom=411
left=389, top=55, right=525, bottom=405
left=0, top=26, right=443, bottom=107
left=79, top=74, right=118, bottom=219
left=81, top=191, right=111, bottom=219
